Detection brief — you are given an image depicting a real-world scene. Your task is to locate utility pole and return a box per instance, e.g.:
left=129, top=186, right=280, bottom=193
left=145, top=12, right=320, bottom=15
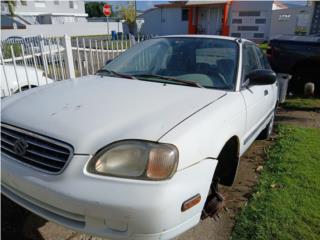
left=134, top=0, right=137, bottom=33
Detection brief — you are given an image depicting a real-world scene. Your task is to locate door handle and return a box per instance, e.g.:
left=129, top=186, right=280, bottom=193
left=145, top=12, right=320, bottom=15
left=264, top=90, right=268, bottom=96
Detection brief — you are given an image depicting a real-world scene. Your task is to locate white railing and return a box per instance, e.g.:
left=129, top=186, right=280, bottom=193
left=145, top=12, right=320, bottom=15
left=71, top=36, right=132, bottom=77
left=1, top=34, right=155, bottom=97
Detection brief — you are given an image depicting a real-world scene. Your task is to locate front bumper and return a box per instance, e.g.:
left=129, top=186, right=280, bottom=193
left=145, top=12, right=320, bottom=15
left=1, top=154, right=217, bottom=240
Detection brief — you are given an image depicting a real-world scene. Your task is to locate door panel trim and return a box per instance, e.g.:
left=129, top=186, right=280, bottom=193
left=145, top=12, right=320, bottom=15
left=243, top=108, right=274, bottom=145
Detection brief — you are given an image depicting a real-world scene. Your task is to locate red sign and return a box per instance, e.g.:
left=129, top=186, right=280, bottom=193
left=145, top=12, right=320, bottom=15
left=103, top=4, right=111, bottom=17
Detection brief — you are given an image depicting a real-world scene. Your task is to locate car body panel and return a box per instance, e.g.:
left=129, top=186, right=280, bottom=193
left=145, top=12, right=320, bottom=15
left=1, top=75, right=226, bottom=158
left=2, top=153, right=217, bottom=239
left=1, top=64, right=53, bottom=97
left=1, top=35, right=278, bottom=240
left=160, top=91, right=246, bottom=169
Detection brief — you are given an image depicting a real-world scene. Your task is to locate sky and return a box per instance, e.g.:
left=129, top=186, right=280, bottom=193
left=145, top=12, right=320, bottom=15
left=113, top=1, right=168, bottom=11
left=137, top=1, right=165, bottom=10
left=136, top=0, right=308, bottom=10
left=86, top=0, right=307, bottom=12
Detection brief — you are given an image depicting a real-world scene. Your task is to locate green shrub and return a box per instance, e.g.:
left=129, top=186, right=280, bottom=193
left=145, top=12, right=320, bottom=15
left=2, top=43, right=22, bottom=59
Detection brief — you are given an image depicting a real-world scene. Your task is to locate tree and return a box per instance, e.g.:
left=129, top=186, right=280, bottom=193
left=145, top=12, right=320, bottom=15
left=85, top=2, right=115, bottom=18
left=119, top=3, right=136, bottom=34
left=3, top=0, right=17, bottom=16
left=3, top=0, right=26, bottom=16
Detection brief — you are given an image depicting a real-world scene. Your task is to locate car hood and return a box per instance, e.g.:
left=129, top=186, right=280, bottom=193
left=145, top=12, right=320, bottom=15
left=1, top=75, right=226, bottom=154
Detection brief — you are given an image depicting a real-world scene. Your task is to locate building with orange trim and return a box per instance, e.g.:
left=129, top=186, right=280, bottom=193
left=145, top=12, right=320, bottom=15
left=140, top=1, right=289, bottom=42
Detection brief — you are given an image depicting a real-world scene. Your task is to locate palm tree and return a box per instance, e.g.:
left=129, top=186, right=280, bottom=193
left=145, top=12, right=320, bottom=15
left=3, top=0, right=17, bottom=16
left=3, top=0, right=25, bottom=16
left=120, top=3, right=136, bottom=34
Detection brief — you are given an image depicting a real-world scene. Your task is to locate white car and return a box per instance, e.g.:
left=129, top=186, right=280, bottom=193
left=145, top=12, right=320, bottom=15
left=1, top=35, right=278, bottom=240
left=1, top=64, right=53, bottom=97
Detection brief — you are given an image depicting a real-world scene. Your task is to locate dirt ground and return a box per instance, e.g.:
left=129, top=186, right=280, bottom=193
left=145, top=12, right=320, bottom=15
left=2, top=109, right=320, bottom=240
left=276, top=108, right=320, bottom=128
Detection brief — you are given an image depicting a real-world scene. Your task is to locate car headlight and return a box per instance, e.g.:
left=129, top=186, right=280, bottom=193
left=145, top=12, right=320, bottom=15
left=87, top=141, right=179, bottom=180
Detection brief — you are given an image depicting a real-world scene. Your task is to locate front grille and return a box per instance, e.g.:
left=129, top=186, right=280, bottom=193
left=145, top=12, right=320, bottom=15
left=1, top=124, right=73, bottom=174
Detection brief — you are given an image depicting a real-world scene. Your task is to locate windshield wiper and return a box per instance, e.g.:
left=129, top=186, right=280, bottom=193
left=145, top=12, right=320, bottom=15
left=96, top=69, right=137, bottom=80
left=132, top=74, right=204, bottom=88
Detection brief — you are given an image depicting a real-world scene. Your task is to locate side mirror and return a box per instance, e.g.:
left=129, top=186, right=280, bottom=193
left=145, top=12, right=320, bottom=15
left=105, top=59, right=112, bottom=65
left=246, top=69, right=276, bottom=85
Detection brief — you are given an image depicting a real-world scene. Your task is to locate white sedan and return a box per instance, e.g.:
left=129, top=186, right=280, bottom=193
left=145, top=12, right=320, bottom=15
left=1, top=64, right=53, bottom=97
left=1, top=35, right=278, bottom=240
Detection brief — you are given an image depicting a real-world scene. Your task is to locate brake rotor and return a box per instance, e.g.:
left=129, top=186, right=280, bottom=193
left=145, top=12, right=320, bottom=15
left=201, top=180, right=225, bottom=220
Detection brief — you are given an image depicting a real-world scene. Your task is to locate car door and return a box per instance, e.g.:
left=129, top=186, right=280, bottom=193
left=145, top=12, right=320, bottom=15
left=240, top=42, right=272, bottom=147
left=253, top=45, right=277, bottom=111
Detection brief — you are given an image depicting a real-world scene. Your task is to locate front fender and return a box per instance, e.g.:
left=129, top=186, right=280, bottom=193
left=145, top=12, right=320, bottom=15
left=159, top=92, right=246, bottom=170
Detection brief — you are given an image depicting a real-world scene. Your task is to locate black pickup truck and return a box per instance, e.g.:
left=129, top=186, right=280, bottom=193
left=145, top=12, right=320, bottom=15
left=267, top=34, right=320, bottom=95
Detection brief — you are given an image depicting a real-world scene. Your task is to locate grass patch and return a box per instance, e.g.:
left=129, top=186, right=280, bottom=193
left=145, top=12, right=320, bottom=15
left=259, top=43, right=268, bottom=53
left=283, top=98, right=320, bottom=110
left=232, top=125, right=320, bottom=240
left=1, top=43, right=22, bottom=59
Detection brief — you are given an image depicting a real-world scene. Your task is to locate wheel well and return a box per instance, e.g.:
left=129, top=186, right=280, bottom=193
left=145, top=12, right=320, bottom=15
left=22, top=85, right=37, bottom=89
left=213, top=136, right=240, bottom=186
left=17, top=85, right=37, bottom=92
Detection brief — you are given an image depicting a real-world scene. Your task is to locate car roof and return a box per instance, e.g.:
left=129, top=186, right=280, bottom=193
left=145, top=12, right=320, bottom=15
left=156, top=34, right=252, bottom=43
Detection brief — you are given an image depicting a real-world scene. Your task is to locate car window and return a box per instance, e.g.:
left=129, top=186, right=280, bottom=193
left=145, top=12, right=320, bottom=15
left=104, top=37, right=238, bottom=90
left=242, top=43, right=259, bottom=78
left=112, top=41, right=169, bottom=73
left=196, top=48, right=236, bottom=65
left=254, top=45, right=271, bottom=69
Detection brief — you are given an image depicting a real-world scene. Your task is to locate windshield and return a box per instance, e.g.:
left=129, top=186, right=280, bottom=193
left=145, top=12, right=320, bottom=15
left=102, top=37, right=238, bottom=90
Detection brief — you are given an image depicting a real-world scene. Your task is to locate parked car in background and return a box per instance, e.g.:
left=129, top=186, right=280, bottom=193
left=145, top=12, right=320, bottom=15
left=1, top=64, right=53, bottom=97
left=5, top=35, right=41, bottom=54
left=1, top=35, right=277, bottom=240
left=5, top=36, right=25, bottom=43
left=267, top=34, right=320, bottom=96
left=5, top=35, right=64, bottom=59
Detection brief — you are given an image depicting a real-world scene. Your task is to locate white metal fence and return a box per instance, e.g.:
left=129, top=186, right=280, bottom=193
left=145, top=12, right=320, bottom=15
left=0, top=34, right=155, bottom=97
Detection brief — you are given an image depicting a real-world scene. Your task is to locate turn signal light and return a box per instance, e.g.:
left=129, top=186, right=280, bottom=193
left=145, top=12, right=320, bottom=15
left=181, top=194, right=201, bottom=212
left=146, top=146, right=178, bottom=180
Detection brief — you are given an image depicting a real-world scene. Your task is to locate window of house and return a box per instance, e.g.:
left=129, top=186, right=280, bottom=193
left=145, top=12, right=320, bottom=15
left=232, top=18, right=242, bottom=24
left=253, top=33, right=265, bottom=39
left=239, top=11, right=260, bottom=17
left=181, top=9, right=189, bottom=21
left=238, top=26, right=259, bottom=31
left=69, top=0, right=74, bottom=8
left=21, top=1, right=27, bottom=6
left=255, top=18, right=266, bottom=24
left=34, top=0, right=46, bottom=8
left=160, top=9, right=165, bottom=23
left=231, top=32, right=241, bottom=37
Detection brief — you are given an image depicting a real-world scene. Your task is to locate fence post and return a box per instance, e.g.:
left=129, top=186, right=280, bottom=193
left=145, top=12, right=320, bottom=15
left=62, top=35, right=75, bottom=79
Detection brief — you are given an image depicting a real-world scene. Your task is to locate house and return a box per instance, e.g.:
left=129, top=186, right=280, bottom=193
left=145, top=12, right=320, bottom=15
left=1, top=0, right=87, bottom=28
left=0, top=0, right=123, bottom=39
left=228, top=1, right=275, bottom=40
left=270, top=1, right=319, bottom=38
left=140, top=1, right=229, bottom=36
left=139, top=0, right=306, bottom=42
